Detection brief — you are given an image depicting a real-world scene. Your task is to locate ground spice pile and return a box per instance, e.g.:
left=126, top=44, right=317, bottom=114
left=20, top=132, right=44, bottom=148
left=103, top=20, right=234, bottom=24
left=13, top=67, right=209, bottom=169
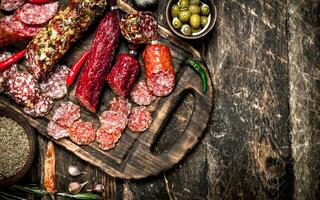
left=0, top=116, right=30, bottom=180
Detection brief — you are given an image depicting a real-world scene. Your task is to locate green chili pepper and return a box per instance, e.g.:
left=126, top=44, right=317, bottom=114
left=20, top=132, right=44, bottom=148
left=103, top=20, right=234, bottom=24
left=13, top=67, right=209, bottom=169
left=185, top=59, right=208, bottom=94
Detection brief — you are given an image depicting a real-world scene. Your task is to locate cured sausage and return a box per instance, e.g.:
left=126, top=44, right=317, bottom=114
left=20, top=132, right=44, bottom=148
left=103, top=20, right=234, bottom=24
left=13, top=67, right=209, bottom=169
left=143, top=43, right=175, bottom=96
left=106, top=53, right=140, bottom=97
left=26, top=0, right=107, bottom=79
left=14, top=2, right=59, bottom=26
left=128, top=106, right=152, bottom=133
left=23, top=93, right=53, bottom=117
left=68, top=120, right=96, bottom=145
left=0, top=0, right=25, bottom=11
left=44, top=141, right=57, bottom=193
left=109, top=96, right=132, bottom=116
left=0, top=51, right=18, bottom=93
left=75, top=3, right=120, bottom=112
left=96, top=127, right=122, bottom=150
left=5, top=71, right=40, bottom=107
left=130, top=80, right=156, bottom=106
left=39, top=65, right=68, bottom=99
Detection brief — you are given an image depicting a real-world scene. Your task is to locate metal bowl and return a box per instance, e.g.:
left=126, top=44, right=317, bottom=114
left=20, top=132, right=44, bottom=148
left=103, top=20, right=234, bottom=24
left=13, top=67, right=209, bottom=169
left=0, top=106, right=36, bottom=187
left=166, top=0, right=217, bottom=39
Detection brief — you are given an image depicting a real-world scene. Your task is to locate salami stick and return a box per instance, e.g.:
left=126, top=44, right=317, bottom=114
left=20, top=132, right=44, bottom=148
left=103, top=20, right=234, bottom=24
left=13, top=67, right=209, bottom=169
left=75, top=1, right=120, bottom=112
left=44, top=141, right=57, bottom=194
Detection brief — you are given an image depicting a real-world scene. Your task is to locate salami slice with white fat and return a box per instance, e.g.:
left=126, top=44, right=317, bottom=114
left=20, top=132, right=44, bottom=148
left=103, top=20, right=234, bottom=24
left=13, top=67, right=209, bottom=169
left=96, top=127, right=122, bottom=151
left=23, top=93, right=53, bottom=117
left=40, top=65, right=68, bottom=99
left=47, top=121, right=69, bottom=140
left=68, top=120, right=96, bottom=145
left=99, top=111, right=128, bottom=132
left=0, top=0, right=25, bottom=11
left=140, top=12, right=158, bottom=41
left=51, top=101, right=80, bottom=128
left=109, top=96, right=132, bottom=116
left=15, top=2, right=59, bottom=25
left=130, top=80, right=156, bottom=106
left=128, top=106, right=152, bottom=133
left=0, top=51, right=18, bottom=93
left=147, top=71, right=175, bottom=97
left=0, top=15, right=41, bottom=38
left=6, top=71, right=40, bottom=107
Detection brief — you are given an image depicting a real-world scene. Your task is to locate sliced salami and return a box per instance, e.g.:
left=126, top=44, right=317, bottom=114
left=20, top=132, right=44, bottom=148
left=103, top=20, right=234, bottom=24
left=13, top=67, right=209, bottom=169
left=68, top=120, right=96, bottom=145
left=39, top=65, right=68, bottom=99
left=0, top=51, right=18, bottom=93
left=140, top=12, right=158, bottom=42
left=96, top=127, right=122, bottom=151
left=0, top=15, right=41, bottom=38
left=147, top=71, right=175, bottom=97
left=51, top=101, right=80, bottom=128
left=99, top=111, right=128, bottom=132
left=23, top=93, right=53, bottom=117
left=5, top=71, right=40, bottom=107
left=130, top=80, right=156, bottom=106
left=109, top=96, right=132, bottom=117
left=128, top=106, right=152, bottom=133
left=47, top=121, right=69, bottom=140
left=15, top=2, right=59, bottom=26
left=0, top=0, right=25, bottom=12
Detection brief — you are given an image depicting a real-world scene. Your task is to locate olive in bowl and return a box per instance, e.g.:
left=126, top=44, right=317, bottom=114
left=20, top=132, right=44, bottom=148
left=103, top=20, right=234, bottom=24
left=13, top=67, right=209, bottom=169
left=166, top=0, right=217, bottom=39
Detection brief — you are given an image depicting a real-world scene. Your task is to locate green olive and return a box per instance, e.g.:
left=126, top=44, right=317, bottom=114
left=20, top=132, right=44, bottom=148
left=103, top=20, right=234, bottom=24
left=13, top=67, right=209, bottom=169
left=188, top=5, right=200, bottom=14
left=179, top=0, right=189, bottom=8
left=190, top=0, right=199, bottom=5
left=171, top=4, right=180, bottom=17
left=200, top=16, right=209, bottom=27
left=191, top=27, right=201, bottom=33
left=172, top=17, right=182, bottom=29
left=181, top=24, right=192, bottom=36
left=201, top=4, right=210, bottom=16
left=189, top=14, right=201, bottom=29
left=178, top=10, right=191, bottom=23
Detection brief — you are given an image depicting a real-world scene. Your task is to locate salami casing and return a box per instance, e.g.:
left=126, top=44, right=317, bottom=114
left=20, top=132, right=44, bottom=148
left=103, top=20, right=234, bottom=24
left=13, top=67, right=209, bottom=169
left=106, top=53, right=140, bottom=97
left=143, top=43, right=175, bottom=96
left=75, top=6, right=120, bottom=112
left=26, top=0, right=107, bottom=79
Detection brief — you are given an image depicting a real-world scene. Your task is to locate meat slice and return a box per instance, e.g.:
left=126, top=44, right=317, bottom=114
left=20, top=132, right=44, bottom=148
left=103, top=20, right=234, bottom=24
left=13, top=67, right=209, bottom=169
left=51, top=101, right=80, bottom=128
left=23, top=93, right=53, bottom=117
left=0, top=0, right=25, bottom=11
left=96, top=127, right=122, bottom=151
left=108, top=96, right=132, bottom=116
left=99, top=111, right=128, bottom=132
left=130, top=80, right=156, bottom=106
left=47, top=121, right=69, bottom=140
left=128, top=106, right=152, bottom=133
left=68, top=120, right=96, bottom=145
left=15, top=2, right=59, bottom=26
left=0, top=51, right=18, bottom=93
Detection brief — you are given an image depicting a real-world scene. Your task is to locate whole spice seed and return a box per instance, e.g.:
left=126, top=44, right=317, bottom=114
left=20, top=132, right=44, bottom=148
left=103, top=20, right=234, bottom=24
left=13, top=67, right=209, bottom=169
left=0, top=117, right=30, bottom=180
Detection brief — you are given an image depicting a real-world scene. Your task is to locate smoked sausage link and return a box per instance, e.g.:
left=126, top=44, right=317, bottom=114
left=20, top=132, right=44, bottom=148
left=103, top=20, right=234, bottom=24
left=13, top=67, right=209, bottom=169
left=106, top=54, right=140, bottom=97
left=26, top=0, right=107, bottom=79
left=143, top=43, right=175, bottom=96
left=75, top=8, right=120, bottom=112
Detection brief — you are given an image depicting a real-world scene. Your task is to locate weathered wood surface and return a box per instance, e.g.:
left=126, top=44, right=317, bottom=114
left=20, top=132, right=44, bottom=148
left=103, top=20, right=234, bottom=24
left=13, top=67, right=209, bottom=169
left=1, top=0, right=319, bottom=199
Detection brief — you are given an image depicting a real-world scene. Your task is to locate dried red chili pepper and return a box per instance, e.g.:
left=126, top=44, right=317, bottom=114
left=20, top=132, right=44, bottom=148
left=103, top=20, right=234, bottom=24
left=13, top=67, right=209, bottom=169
left=66, top=51, right=90, bottom=87
left=0, top=49, right=26, bottom=71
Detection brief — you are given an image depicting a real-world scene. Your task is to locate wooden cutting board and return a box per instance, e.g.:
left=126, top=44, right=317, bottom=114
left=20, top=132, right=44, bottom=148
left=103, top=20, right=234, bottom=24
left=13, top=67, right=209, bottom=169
left=0, top=0, right=213, bottom=179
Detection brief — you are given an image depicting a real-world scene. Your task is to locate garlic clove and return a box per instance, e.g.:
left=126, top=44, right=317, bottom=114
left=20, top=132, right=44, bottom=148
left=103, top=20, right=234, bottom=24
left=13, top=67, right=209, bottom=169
left=68, top=165, right=86, bottom=177
left=68, top=181, right=88, bottom=195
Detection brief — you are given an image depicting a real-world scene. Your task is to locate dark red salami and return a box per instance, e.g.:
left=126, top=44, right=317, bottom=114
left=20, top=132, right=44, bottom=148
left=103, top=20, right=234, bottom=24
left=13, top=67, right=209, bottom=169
left=106, top=53, right=140, bottom=97
left=39, top=65, right=68, bottom=99
left=0, top=0, right=25, bottom=11
left=52, top=101, right=80, bottom=128
left=15, top=2, right=59, bottom=26
left=68, top=120, right=96, bottom=145
left=0, top=51, right=18, bottom=93
left=47, top=121, right=69, bottom=140
left=143, top=43, right=175, bottom=97
left=140, top=12, right=158, bottom=42
left=109, top=96, right=132, bottom=116
left=99, top=111, right=128, bottom=132
left=96, top=127, right=122, bottom=151
left=75, top=7, right=120, bottom=112
left=23, top=93, right=53, bottom=117
left=5, top=71, right=39, bottom=107
left=128, top=106, right=152, bottom=133
left=130, top=80, right=156, bottom=106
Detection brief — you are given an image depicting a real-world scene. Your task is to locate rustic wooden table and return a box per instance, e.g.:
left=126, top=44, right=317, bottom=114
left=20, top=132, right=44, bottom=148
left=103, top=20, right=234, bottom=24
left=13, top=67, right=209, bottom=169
left=3, top=0, right=319, bottom=199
